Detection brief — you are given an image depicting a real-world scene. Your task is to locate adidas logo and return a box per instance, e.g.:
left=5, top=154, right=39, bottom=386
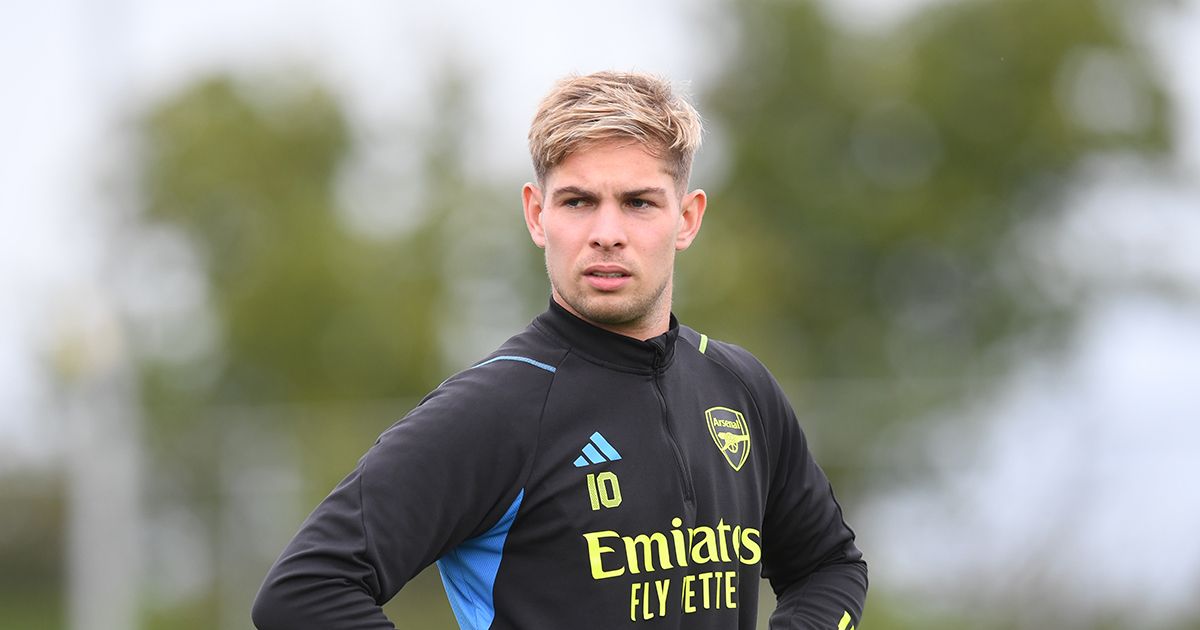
left=573, top=432, right=622, bottom=467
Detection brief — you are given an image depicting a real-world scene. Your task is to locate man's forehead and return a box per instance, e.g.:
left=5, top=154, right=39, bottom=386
left=544, top=141, right=676, bottom=187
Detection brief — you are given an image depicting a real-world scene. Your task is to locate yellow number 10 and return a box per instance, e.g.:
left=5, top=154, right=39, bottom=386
left=586, top=472, right=622, bottom=511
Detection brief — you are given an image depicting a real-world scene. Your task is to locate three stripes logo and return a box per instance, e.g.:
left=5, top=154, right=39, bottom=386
left=573, top=432, right=622, bottom=467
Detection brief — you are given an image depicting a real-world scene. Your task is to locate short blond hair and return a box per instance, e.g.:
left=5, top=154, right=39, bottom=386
left=528, top=71, right=703, bottom=191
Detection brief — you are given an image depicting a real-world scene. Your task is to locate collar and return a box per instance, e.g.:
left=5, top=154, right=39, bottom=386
left=534, top=299, right=679, bottom=373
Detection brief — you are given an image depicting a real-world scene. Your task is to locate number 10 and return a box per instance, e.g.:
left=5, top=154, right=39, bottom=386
left=586, top=472, right=622, bottom=511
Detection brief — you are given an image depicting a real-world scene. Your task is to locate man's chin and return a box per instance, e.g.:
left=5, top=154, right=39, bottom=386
left=563, top=293, right=641, bottom=327
left=577, top=302, right=638, bottom=327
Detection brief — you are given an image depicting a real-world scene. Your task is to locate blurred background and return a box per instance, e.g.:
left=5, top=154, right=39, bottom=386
left=3, top=0, right=1198, bottom=628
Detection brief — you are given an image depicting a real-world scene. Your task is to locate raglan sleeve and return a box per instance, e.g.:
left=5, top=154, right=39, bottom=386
left=753, top=363, right=868, bottom=630
left=251, top=362, right=549, bottom=629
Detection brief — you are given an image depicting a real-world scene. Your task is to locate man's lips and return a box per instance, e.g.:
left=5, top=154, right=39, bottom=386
left=585, top=264, right=630, bottom=277
left=583, top=265, right=631, bottom=291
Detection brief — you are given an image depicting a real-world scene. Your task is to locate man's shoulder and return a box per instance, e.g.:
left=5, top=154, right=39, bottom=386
left=388, top=327, right=565, bottom=446
left=423, top=324, right=565, bottom=406
left=677, top=324, right=773, bottom=383
left=470, top=321, right=566, bottom=380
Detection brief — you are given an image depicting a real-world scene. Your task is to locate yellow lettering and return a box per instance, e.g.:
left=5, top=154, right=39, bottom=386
left=689, top=526, right=720, bottom=564
left=631, top=580, right=672, bottom=621
left=725, top=571, right=738, bottom=609
left=585, top=520, right=761, bottom=583
left=698, top=571, right=714, bottom=609
left=583, top=531, right=626, bottom=579
left=716, top=520, right=732, bottom=562
left=670, top=517, right=688, bottom=568
left=587, top=472, right=622, bottom=510
left=739, top=528, right=762, bottom=565
left=681, top=574, right=697, bottom=613
left=597, top=471, right=622, bottom=508
left=655, top=579, right=670, bottom=617
left=586, top=473, right=601, bottom=511
left=623, top=532, right=673, bottom=574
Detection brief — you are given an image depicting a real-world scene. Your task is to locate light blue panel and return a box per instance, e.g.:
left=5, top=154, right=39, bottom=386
left=437, top=490, right=525, bottom=630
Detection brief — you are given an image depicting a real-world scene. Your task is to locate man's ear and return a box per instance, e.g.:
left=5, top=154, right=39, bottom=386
left=675, top=189, right=707, bottom=251
left=523, top=182, right=546, bottom=248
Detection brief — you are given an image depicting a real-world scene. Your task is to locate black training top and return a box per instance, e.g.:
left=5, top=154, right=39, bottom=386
left=253, top=301, right=868, bottom=629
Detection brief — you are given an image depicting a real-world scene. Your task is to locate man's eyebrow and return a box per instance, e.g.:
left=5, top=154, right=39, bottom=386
left=620, top=187, right=668, bottom=199
left=550, top=185, right=596, bottom=200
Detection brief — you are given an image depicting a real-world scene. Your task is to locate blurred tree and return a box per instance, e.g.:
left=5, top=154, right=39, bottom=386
left=127, top=68, right=513, bottom=628
left=139, top=77, right=444, bottom=410
left=686, top=0, right=1170, bottom=496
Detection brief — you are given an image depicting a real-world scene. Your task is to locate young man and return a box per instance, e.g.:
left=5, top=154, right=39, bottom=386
left=253, top=71, right=867, bottom=629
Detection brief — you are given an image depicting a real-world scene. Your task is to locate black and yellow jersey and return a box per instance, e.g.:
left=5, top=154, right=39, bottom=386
left=252, top=301, right=867, bottom=629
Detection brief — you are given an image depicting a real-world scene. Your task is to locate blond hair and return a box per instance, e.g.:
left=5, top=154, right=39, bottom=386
left=528, top=71, right=703, bottom=191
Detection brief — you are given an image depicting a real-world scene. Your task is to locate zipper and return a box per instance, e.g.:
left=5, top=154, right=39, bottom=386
left=652, top=369, right=696, bottom=509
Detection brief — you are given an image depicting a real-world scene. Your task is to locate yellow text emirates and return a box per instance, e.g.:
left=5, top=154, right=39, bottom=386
left=582, top=517, right=761, bottom=580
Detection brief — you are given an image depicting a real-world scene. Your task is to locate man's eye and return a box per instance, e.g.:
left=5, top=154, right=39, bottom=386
left=628, top=199, right=652, bottom=209
left=565, top=198, right=587, bottom=208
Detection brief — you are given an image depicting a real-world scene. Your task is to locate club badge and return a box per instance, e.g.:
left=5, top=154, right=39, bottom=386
left=705, top=406, right=750, bottom=471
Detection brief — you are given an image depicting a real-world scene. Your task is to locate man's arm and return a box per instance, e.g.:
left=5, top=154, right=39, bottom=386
left=251, top=361, right=549, bottom=629
left=754, top=366, right=868, bottom=629
left=760, top=419, right=868, bottom=629
left=251, top=463, right=398, bottom=630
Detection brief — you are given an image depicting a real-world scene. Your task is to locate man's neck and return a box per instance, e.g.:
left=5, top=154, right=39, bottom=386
left=550, top=293, right=671, bottom=341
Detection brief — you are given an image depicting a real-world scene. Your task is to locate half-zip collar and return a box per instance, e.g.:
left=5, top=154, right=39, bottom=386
left=534, top=300, right=678, bottom=373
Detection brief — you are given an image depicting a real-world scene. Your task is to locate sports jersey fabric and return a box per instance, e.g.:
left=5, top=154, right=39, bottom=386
left=252, top=301, right=867, bottom=629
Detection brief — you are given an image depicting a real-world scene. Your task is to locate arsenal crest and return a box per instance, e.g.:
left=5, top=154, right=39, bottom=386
left=705, top=406, right=750, bottom=471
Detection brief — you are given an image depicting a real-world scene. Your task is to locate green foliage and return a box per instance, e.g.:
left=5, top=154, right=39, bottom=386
left=382, top=569, right=457, bottom=628
left=140, top=77, right=446, bottom=409
left=685, top=0, right=1170, bottom=487
left=131, top=70, right=510, bottom=627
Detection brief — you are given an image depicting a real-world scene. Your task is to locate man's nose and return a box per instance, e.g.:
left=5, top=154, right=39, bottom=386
left=589, top=202, right=626, bottom=249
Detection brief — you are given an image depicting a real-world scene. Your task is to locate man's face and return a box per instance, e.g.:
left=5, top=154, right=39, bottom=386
left=523, top=140, right=706, bottom=340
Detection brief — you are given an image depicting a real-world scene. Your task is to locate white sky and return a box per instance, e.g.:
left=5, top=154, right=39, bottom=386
left=2, top=0, right=1199, bottom=620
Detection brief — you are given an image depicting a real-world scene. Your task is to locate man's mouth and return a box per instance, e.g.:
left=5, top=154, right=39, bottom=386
left=584, top=264, right=630, bottom=277
left=583, top=266, right=632, bottom=290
